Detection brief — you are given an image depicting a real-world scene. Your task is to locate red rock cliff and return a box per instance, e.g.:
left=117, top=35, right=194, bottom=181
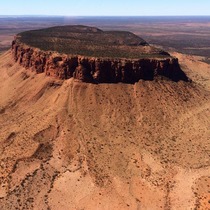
left=11, top=39, right=188, bottom=83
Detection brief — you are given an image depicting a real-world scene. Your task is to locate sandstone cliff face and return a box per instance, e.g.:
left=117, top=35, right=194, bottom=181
left=12, top=39, right=188, bottom=83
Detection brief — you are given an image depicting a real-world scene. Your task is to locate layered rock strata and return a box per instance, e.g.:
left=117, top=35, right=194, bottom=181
left=12, top=39, right=188, bottom=83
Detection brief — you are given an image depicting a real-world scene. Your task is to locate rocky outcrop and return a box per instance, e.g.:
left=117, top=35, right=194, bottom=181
left=11, top=39, right=189, bottom=83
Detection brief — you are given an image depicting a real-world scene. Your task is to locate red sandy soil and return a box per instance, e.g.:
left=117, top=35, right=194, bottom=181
left=0, top=50, right=209, bottom=209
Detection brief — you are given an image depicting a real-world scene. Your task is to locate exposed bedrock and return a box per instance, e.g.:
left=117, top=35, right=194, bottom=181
left=12, top=40, right=189, bottom=83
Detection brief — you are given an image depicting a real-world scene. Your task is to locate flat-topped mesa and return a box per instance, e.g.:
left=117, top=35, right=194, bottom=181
left=11, top=25, right=189, bottom=83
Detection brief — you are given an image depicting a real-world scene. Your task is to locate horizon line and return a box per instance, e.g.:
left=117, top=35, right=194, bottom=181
left=0, top=15, right=210, bottom=17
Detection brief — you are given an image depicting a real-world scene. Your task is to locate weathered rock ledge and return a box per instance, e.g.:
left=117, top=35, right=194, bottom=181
left=11, top=39, right=188, bottom=83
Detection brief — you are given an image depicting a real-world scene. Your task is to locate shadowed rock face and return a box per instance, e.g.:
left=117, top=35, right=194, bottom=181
left=11, top=25, right=189, bottom=83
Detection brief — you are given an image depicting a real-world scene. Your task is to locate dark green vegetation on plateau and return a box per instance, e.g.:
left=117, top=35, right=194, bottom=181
left=17, top=25, right=169, bottom=59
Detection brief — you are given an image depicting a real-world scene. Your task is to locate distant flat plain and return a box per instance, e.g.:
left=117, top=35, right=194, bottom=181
left=0, top=16, right=210, bottom=59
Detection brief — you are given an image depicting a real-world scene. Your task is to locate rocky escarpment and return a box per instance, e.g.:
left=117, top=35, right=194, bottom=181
left=11, top=25, right=189, bottom=83
left=12, top=40, right=188, bottom=83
